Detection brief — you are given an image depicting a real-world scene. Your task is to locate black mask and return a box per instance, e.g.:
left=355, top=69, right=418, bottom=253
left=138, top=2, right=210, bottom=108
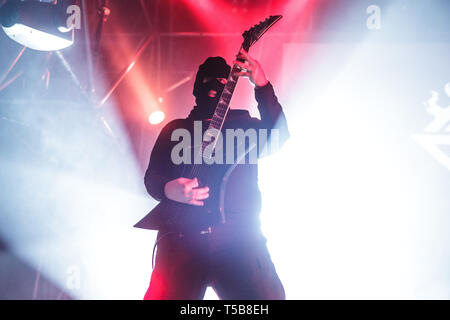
left=190, top=57, right=231, bottom=120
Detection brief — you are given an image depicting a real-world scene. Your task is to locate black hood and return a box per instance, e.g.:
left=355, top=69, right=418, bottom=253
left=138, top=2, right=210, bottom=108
left=189, top=56, right=231, bottom=120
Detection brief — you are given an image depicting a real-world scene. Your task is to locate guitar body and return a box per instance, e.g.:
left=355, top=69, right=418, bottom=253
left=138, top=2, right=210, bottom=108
left=136, top=159, right=235, bottom=231
left=145, top=164, right=230, bottom=230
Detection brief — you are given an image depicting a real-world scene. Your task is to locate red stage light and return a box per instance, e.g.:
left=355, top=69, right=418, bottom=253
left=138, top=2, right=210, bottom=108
left=148, top=110, right=165, bottom=125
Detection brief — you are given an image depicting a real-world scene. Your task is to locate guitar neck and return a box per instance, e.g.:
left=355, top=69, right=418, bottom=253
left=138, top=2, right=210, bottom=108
left=199, top=46, right=248, bottom=159
left=206, top=59, right=241, bottom=133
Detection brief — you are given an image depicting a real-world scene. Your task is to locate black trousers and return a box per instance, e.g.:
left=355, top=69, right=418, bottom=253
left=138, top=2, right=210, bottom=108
left=144, top=224, right=285, bottom=300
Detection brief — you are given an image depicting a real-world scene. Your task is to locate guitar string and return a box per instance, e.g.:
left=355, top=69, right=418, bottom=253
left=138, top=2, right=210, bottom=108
left=188, top=63, right=239, bottom=179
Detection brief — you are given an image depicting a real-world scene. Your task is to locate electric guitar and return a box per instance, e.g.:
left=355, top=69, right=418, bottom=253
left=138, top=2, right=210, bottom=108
left=135, top=15, right=282, bottom=231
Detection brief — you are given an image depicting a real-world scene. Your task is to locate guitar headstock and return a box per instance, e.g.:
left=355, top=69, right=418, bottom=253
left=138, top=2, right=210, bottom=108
left=242, top=15, right=282, bottom=51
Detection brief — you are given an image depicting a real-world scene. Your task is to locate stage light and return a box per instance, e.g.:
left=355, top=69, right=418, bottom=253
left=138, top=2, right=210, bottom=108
left=0, top=1, right=75, bottom=51
left=148, top=111, right=165, bottom=125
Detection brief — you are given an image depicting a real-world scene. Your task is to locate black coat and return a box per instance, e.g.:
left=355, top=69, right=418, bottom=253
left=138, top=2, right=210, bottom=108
left=136, top=82, right=289, bottom=230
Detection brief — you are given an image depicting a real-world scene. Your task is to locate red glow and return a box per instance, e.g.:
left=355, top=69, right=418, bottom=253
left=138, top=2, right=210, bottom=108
left=177, top=0, right=321, bottom=117
left=103, top=18, right=160, bottom=123
left=143, top=271, right=166, bottom=300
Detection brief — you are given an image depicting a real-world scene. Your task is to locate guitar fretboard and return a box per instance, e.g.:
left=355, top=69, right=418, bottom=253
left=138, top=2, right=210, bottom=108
left=201, top=64, right=241, bottom=156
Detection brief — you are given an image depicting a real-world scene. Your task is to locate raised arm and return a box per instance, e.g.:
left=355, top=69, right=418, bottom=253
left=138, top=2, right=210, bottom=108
left=233, top=48, right=290, bottom=155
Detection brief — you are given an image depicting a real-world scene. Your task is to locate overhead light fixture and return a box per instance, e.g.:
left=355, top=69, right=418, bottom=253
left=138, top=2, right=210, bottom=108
left=0, top=1, right=76, bottom=51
